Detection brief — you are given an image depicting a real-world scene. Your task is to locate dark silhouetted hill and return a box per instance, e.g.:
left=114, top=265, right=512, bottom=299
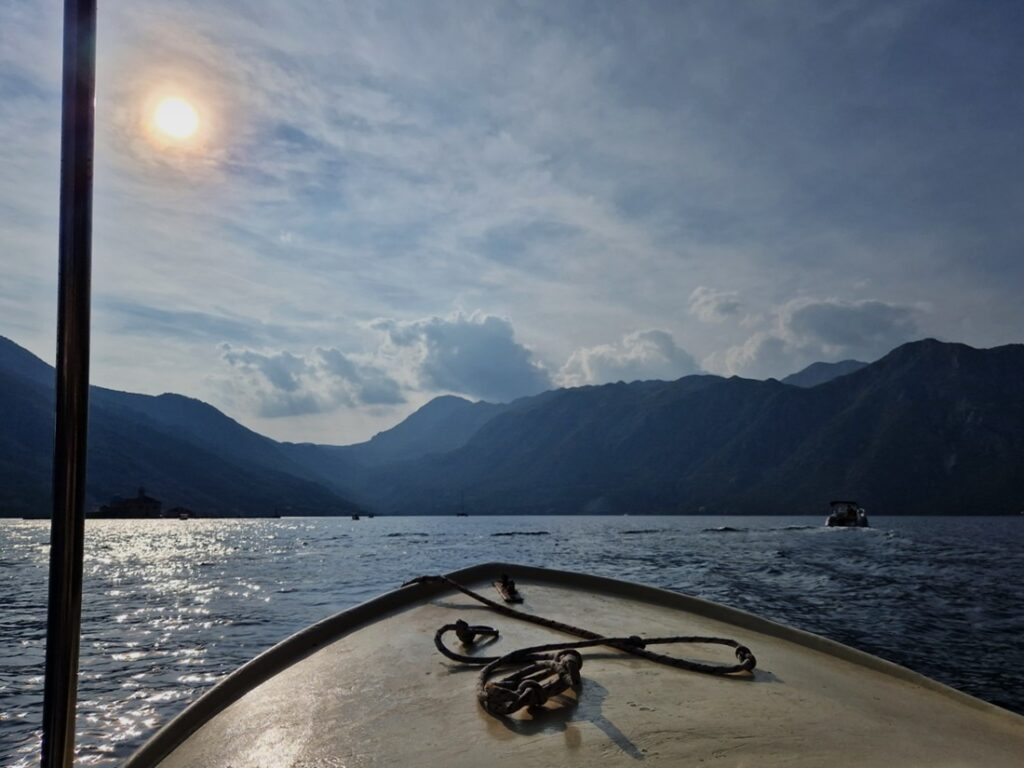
left=0, top=336, right=360, bottom=517
left=781, top=359, right=868, bottom=387
left=306, top=394, right=506, bottom=466
left=3, top=335, right=1022, bottom=517
left=302, top=340, right=1022, bottom=516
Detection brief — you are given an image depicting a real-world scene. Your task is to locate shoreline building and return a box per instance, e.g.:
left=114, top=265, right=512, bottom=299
left=92, top=488, right=162, bottom=519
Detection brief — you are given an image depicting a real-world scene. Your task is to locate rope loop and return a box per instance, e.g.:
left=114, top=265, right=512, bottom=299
left=478, top=653, right=581, bottom=715
left=455, top=619, right=487, bottom=645
left=517, top=679, right=547, bottom=708
left=556, top=649, right=582, bottom=685
left=416, top=574, right=758, bottom=718
left=734, top=645, right=756, bottom=670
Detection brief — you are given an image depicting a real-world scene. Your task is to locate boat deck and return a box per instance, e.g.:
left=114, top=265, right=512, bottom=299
left=128, top=563, right=1024, bottom=767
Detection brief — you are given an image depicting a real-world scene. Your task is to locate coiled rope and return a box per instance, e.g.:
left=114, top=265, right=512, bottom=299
left=404, top=574, right=756, bottom=717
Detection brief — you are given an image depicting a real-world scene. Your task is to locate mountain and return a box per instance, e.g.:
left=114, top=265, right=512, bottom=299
left=277, top=391, right=571, bottom=501
left=351, top=394, right=506, bottom=463
left=3, top=335, right=1022, bottom=517
left=0, top=365, right=55, bottom=515
left=781, top=359, right=868, bottom=387
left=0, top=336, right=360, bottom=517
left=295, top=340, right=1022, bottom=516
left=293, top=394, right=507, bottom=467
left=0, top=336, right=54, bottom=387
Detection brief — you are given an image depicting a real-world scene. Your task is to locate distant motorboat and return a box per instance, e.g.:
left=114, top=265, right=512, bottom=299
left=352, top=514, right=360, bottom=521
left=826, top=500, right=868, bottom=527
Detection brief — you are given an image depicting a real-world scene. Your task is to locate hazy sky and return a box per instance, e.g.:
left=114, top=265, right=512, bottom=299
left=2, top=1, right=1022, bottom=443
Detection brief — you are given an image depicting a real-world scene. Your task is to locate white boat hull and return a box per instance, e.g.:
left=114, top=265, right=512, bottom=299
left=126, top=562, right=1024, bottom=767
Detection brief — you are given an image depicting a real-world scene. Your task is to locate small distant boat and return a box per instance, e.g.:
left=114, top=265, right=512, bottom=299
left=167, top=506, right=193, bottom=521
left=826, top=500, right=868, bottom=527
left=352, top=514, right=360, bottom=521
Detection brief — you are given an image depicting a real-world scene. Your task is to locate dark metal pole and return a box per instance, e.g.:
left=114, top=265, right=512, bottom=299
left=41, top=1, right=96, bottom=767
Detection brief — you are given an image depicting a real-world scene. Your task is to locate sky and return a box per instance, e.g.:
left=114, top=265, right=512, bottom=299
left=1, top=1, right=1022, bottom=444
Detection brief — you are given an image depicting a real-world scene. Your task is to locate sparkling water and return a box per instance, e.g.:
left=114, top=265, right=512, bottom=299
left=2, top=515, right=1022, bottom=766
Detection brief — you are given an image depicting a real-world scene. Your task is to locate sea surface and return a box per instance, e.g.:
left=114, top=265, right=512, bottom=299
left=1, top=515, right=1022, bottom=766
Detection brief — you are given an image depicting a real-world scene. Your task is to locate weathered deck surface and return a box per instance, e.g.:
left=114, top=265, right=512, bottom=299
left=130, top=563, right=1024, bottom=767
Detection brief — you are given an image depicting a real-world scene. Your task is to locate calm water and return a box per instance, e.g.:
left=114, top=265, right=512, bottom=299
left=1, top=515, right=1022, bottom=766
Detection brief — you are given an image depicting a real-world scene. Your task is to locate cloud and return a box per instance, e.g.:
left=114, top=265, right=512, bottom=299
left=96, top=300, right=298, bottom=346
left=4, top=2, right=1024, bottom=443
left=317, top=347, right=404, bottom=406
left=714, top=298, right=922, bottom=378
left=371, top=311, right=551, bottom=402
left=558, top=329, right=701, bottom=386
left=786, top=299, right=919, bottom=353
left=220, top=345, right=404, bottom=418
left=219, top=309, right=550, bottom=423
left=688, top=287, right=741, bottom=323
left=716, top=332, right=803, bottom=381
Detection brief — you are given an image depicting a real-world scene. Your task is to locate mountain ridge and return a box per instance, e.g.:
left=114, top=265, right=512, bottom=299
left=0, top=335, right=361, bottom=517
left=781, top=359, right=868, bottom=387
left=2, top=335, right=1021, bottom=517
left=296, top=339, right=1023, bottom=516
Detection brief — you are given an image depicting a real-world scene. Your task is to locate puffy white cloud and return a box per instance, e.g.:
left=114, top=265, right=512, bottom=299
left=712, top=298, right=921, bottom=378
left=220, top=345, right=404, bottom=418
left=558, top=329, right=701, bottom=387
left=4, top=2, right=1024, bottom=446
left=715, top=332, right=802, bottom=380
left=688, top=286, right=742, bottom=323
left=786, top=299, right=919, bottom=353
left=316, top=348, right=404, bottom=406
left=370, top=311, right=551, bottom=402
left=220, top=311, right=552, bottom=418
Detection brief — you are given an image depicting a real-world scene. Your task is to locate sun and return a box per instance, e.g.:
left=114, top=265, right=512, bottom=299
left=153, top=97, right=199, bottom=140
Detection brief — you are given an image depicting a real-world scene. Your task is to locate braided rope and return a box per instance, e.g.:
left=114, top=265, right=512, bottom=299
left=406, top=575, right=756, bottom=717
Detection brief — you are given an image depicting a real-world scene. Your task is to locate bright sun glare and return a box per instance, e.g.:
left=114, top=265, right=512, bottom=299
left=153, top=97, right=199, bottom=140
